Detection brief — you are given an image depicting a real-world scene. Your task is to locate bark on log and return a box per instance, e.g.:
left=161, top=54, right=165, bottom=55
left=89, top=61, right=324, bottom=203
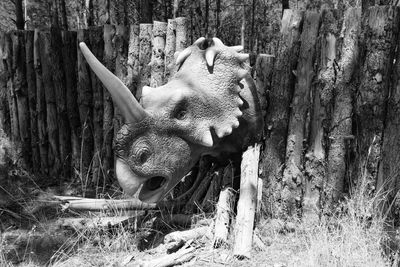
left=88, top=26, right=104, bottom=185
left=259, top=10, right=303, bottom=218
left=136, top=23, right=153, bottom=99
left=379, top=7, right=400, bottom=218
left=213, top=187, right=235, bottom=248
left=62, top=30, right=80, bottom=178
left=150, top=21, right=167, bottom=87
left=133, top=245, right=196, bottom=267
left=175, top=17, right=188, bottom=52
left=77, top=29, right=94, bottom=185
left=11, top=30, right=31, bottom=169
left=34, top=30, right=48, bottom=174
left=4, top=33, right=19, bottom=143
left=303, top=9, right=340, bottom=221
left=39, top=31, right=60, bottom=175
left=102, top=25, right=115, bottom=183
left=50, top=27, right=71, bottom=178
left=233, top=144, right=261, bottom=259
left=127, top=24, right=140, bottom=94
left=282, top=12, right=320, bottom=217
left=113, top=25, right=128, bottom=135
left=164, top=19, right=176, bottom=81
left=0, top=32, right=11, bottom=137
left=25, top=31, right=40, bottom=173
left=325, top=8, right=361, bottom=208
left=254, top=54, right=274, bottom=117
left=354, top=6, right=400, bottom=198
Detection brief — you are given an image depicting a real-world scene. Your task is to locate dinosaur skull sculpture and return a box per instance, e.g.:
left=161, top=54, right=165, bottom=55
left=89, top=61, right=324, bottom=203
left=79, top=37, right=263, bottom=203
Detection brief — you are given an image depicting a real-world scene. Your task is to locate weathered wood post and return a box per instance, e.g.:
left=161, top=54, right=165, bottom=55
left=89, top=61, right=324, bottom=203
left=0, top=32, right=11, bottom=138
left=127, top=24, right=140, bottom=94
left=233, top=144, right=261, bottom=259
left=136, top=23, right=153, bottom=99
left=150, top=21, right=167, bottom=87
left=259, top=10, right=303, bottom=218
left=164, top=19, right=176, bottom=81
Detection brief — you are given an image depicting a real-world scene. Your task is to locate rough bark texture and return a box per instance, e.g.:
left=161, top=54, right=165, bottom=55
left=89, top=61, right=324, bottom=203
left=303, top=9, right=340, bottom=222
left=150, top=21, right=167, bottom=88
left=113, top=25, right=128, bottom=135
left=380, top=7, right=400, bottom=221
left=0, top=32, right=11, bottom=138
left=39, top=31, right=60, bottom=176
left=102, top=25, right=115, bottom=184
left=233, top=144, right=260, bottom=259
left=11, top=30, right=31, bottom=169
left=50, top=27, right=71, bottom=178
left=259, top=10, right=303, bottom=218
left=88, top=26, right=104, bottom=185
left=34, top=30, right=48, bottom=174
left=25, top=31, right=39, bottom=173
left=77, top=29, right=94, bottom=186
left=136, top=24, right=152, bottom=99
left=325, top=8, right=361, bottom=208
left=127, top=24, right=140, bottom=95
left=282, top=11, right=320, bottom=218
left=354, top=6, right=399, bottom=199
left=165, top=19, right=176, bottom=81
left=254, top=54, right=274, bottom=119
left=62, top=30, right=80, bottom=178
left=175, top=17, right=188, bottom=52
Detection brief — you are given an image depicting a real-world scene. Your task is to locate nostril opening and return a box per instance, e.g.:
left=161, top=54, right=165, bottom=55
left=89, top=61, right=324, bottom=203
left=144, top=176, right=166, bottom=191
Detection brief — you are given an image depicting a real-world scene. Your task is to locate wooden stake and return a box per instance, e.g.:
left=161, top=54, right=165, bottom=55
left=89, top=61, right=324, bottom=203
left=164, top=19, right=176, bottom=81
left=150, top=21, right=167, bottom=87
left=213, top=186, right=235, bottom=248
left=233, top=143, right=261, bottom=259
left=137, top=23, right=153, bottom=99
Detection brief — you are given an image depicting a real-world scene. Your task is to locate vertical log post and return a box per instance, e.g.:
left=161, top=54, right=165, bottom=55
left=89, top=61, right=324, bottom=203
left=150, top=21, right=167, bottom=87
left=127, top=24, right=140, bottom=94
left=175, top=17, right=188, bottom=52
left=102, top=25, right=115, bottom=183
left=303, top=10, right=339, bottom=222
left=34, top=30, right=48, bottom=174
left=164, top=19, right=176, bottom=81
left=0, top=32, right=11, bottom=137
left=136, top=23, right=153, bottom=99
left=50, top=27, right=71, bottom=178
left=77, top=29, right=94, bottom=188
left=25, top=30, right=40, bottom=173
left=39, top=31, right=61, bottom=176
left=62, top=30, right=80, bottom=178
left=282, top=11, right=320, bottom=217
left=233, top=144, right=261, bottom=259
left=113, top=25, right=128, bottom=135
left=354, top=6, right=400, bottom=199
left=325, top=8, right=361, bottom=208
left=89, top=26, right=104, bottom=186
left=259, top=10, right=303, bottom=218
left=11, top=30, right=31, bottom=169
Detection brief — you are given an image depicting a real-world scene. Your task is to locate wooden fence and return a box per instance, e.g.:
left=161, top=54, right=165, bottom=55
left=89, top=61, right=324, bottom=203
left=0, top=18, right=189, bottom=186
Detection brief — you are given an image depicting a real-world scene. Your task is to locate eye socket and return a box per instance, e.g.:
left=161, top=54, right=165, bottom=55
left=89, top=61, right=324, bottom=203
left=175, top=109, right=187, bottom=120
left=135, top=147, right=151, bottom=165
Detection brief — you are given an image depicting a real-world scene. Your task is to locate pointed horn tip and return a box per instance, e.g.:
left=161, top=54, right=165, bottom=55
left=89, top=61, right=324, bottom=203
left=79, top=42, right=87, bottom=49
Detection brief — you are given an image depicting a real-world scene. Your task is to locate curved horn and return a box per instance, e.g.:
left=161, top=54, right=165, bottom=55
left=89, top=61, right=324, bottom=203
left=79, top=42, right=147, bottom=123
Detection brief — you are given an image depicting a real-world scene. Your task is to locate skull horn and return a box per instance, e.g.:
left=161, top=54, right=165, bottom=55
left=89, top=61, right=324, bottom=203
left=79, top=42, right=147, bottom=123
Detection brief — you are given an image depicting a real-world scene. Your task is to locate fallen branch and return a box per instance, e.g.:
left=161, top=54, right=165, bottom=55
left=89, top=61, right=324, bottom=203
left=164, top=226, right=211, bottom=244
left=233, top=144, right=261, bottom=259
left=54, top=196, right=157, bottom=211
left=133, top=244, right=196, bottom=267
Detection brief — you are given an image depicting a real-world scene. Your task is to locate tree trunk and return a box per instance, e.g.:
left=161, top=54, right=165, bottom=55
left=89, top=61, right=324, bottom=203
left=282, top=11, right=320, bottom=218
left=59, top=0, right=68, bottom=30
left=50, top=27, right=71, bottom=178
left=102, top=25, right=115, bottom=184
left=0, top=32, right=11, bottom=137
left=139, top=0, right=153, bottom=23
left=25, top=30, right=40, bottom=173
left=325, top=8, right=361, bottom=208
left=175, top=17, right=188, bottom=52
left=15, top=0, right=24, bottom=30
left=150, top=21, right=167, bottom=87
left=136, top=23, right=153, bottom=99
left=88, top=26, right=104, bottom=186
left=62, top=30, right=80, bottom=180
left=113, top=25, right=128, bottom=136
left=127, top=24, right=140, bottom=94
left=39, top=31, right=60, bottom=176
left=11, top=30, right=31, bottom=169
left=34, top=30, right=48, bottom=174
left=77, top=29, right=94, bottom=189
left=164, top=19, right=176, bottom=81
left=303, top=9, right=340, bottom=222
left=354, top=6, right=400, bottom=199
left=259, top=10, right=303, bottom=218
